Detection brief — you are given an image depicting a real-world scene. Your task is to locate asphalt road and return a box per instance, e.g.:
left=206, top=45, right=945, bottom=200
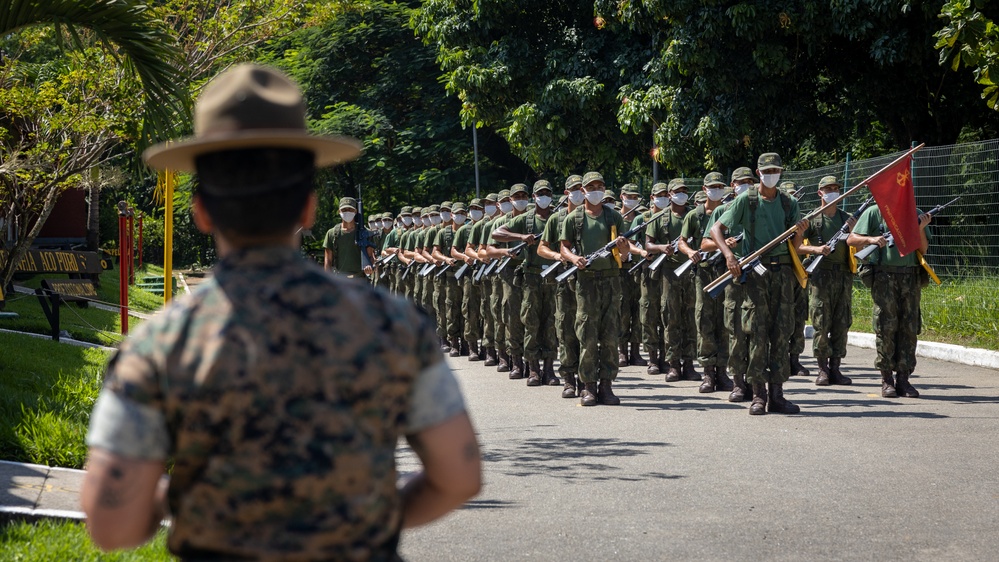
left=397, top=344, right=999, bottom=561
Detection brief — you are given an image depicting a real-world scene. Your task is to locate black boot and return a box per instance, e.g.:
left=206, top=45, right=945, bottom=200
left=829, top=358, right=852, bottom=385
left=665, top=361, right=681, bottom=383
left=618, top=343, right=629, bottom=367
left=749, top=381, right=768, bottom=415
left=562, top=374, right=578, bottom=399
left=698, top=365, right=716, bottom=393
left=483, top=346, right=498, bottom=367
left=767, top=382, right=800, bottom=414
left=729, top=373, right=748, bottom=402
left=790, top=354, right=810, bottom=377
left=440, top=337, right=451, bottom=353
left=647, top=348, right=661, bottom=375
left=895, top=371, right=920, bottom=398
left=448, top=336, right=461, bottom=358
left=881, top=370, right=898, bottom=398
left=526, top=359, right=542, bottom=386
left=682, top=359, right=700, bottom=381
left=542, top=359, right=559, bottom=386
left=497, top=350, right=511, bottom=373
left=714, top=367, right=734, bottom=392
left=597, top=379, right=621, bottom=405
left=460, top=338, right=470, bottom=356
left=468, top=340, right=483, bottom=362
left=508, top=356, right=524, bottom=379
left=815, top=357, right=831, bottom=386
left=629, top=342, right=647, bottom=366
left=580, top=381, right=598, bottom=406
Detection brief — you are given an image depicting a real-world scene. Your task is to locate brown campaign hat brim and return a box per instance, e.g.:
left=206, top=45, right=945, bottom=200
left=143, top=130, right=362, bottom=172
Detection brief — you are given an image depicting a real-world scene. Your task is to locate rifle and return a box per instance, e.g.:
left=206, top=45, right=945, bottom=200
left=647, top=236, right=683, bottom=273
left=354, top=189, right=376, bottom=272
left=418, top=262, right=437, bottom=277
left=801, top=196, right=874, bottom=274
left=555, top=209, right=667, bottom=283
left=672, top=250, right=711, bottom=277
left=854, top=197, right=959, bottom=261
left=493, top=198, right=568, bottom=274
left=540, top=260, right=562, bottom=279
left=704, top=144, right=925, bottom=298
left=628, top=255, right=648, bottom=274
left=401, top=259, right=417, bottom=279
left=454, top=261, right=473, bottom=281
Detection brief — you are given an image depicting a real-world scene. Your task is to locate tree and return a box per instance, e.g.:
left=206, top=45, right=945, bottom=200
left=936, top=0, right=999, bottom=110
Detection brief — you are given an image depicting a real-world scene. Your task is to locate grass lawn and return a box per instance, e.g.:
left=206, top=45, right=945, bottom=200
left=0, top=520, right=174, bottom=561
left=0, top=332, right=111, bottom=468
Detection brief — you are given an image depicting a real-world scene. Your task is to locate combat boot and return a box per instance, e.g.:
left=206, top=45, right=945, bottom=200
left=497, top=350, right=511, bottom=373
left=714, top=368, right=734, bottom=392
left=698, top=365, right=716, bottom=393
left=448, top=337, right=461, bottom=358
left=483, top=346, right=497, bottom=366
left=542, top=359, right=560, bottom=386
left=440, top=338, right=451, bottom=353
left=829, top=358, right=852, bottom=385
left=629, top=342, right=648, bottom=366
left=790, top=354, right=810, bottom=377
left=729, top=373, right=748, bottom=402
left=509, top=356, right=524, bottom=379
left=682, top=359, right=700, bottom=381
left=468, top=340, right=483, bottom=362
left=895, top=371, right=920, bottom=398
left=749, top=381, right=768, bottom=415
left=460, top=338, right=470, bottom=356
left=647, top=348, right=661, bottom=375
left=881, top=370, right=898, bottom=398
left=815, top=357, right=831, bottom=386
left=597, top=379, right=621, bottom=406
left=526, top=359, right=542, bottom=386
left=618, top=344, right=629, bottom=367
left=562, top=374, right=578, bottom=399
left=665, top=361, right=681, bottom=382
left=767, top=382, right=800, bottom=414
left=580, top=382, right=599, bottom=406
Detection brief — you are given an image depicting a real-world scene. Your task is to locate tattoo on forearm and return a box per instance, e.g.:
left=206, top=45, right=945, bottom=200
left=94, top=457, right=138, bottom=509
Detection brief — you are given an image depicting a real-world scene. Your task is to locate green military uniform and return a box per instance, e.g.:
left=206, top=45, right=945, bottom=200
left=484, top=192, right=510, bottom=370
left=618, top=183, right=645, bottom=367
left=323, top=197, right=365, bottom=277
left=435, top=202, right=464, bottom=355
left=454, top=200, right=483, bottom=360
left=432, top=203, right=453, bottom=349
left=473, top=194, right=500, bottom=365
left=781, top=182, right=810, bottom=378
left=633, top=201, right=665, bottom=374
left=546, top=182, right=582, bottom=397
left=490, top=188, right=527, bottom=377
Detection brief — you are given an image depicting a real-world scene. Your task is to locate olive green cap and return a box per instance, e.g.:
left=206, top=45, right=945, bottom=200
left=603, top=190, right=617, bottom=202
left=651, top=182, right=670, bottom=195
left=818, top=175, right=841, bottom=190
left=667, top=178, right=687, bottom=192
left=757, top=152, right=784, bottom=170
left=498, top=189, right=511, bottom=200
left=779, top=181, right=797, bottom=194
left=427, top=204, right=440, bottom=214
left=532, top=179, right=553, bottom=193
left=621, top=183, right=640, bottom=196
left=636, top=204, right=649, bottom=214
left=694, top=190, right=707, bottom=204
left=485, top=193, right=498, bottom=203
left=582, top=171, right=604, bottom=186
left=440, top=201, right=453, bottom=211
left=339, top=196, right=357, bottom=210
left=703, top=172, right=726, bottom=187
left=451, top=202, right=466, bottom=213
left=383, top=211, right=394, bottom=219
left=731, top=167, right=756, bottom=183
left=565, top=175, right=583, bottom=189
left=509, top=184, right=529, bottom=196
left=399, top=206, right=413, bottom=215
left=412, top=206, right=423, bottom=215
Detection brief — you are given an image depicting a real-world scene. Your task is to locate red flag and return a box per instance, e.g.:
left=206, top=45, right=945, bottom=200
left=865, top=152, right=920, bottom=257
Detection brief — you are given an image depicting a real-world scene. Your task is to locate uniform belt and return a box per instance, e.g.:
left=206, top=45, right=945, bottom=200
left=524, top=265, right=546, bottom=275
left=818, top=262, right=849, bottom=272
left=874, top=265, right=918, bottom=274
left=762, top=254, right=793, bottom=265
left=576, top=268, right=620, bottom=278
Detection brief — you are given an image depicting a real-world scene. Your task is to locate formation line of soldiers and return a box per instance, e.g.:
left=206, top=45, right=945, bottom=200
left=323, top=152, right=934, bottom=414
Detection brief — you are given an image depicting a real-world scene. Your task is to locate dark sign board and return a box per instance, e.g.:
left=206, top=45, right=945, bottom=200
left=1, top=249, right=103, bottom=275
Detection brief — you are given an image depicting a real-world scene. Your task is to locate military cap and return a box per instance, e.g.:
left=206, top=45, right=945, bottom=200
left=818, top=175, right=841, bottom=190
left=757, top=152, right=784, bottom=170
left=636, top=204, right=649, bottom=214
left=582, top=171, right=604, bottom=186
left=510, top=184, right=529, bottom=196
left=498, top=189, right=511, bottom=200
left=399, top=206, right=413, bottom=215
left=620, top=183, right=640, bottom=196
left=383, top=211, right=394, bottom=219
left=731, top=167, right=756, bottom=183
left=339, top=196, right=358, bottom=210
left=694, top=190, right=707, bottom=204
left=723, top=186, right=734, bottom=197
left=440, top=201, right=453, bottom=211
left=565, top=175, right=584, bottom=189
left=603, top=190, right=617, bottom=202
left=427, top=204, right=440, bottom=213
left=485, top=193, right=499, bottom=203
left=651, top=182, right=670, bottom=195
left=469, top=198, right=484, bottom=208
left=532, top=179, right=553, bottom=193
left=412, top=206, right=423, bottom=215
left=703, top=172, right=726, bottom=187
left=451, top=202, right=467, bottom=213
left=779, top=181, right=797, bottom=193
left=667, top=177, right=687, bottom=192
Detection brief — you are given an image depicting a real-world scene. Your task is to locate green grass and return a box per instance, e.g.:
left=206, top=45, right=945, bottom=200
left=1, top=265, right=165, bottom=346
left=0, top=332, right=111, bottom=468
left=850, top=275, right=999, bottom=351
left=0, top=520, right=174, bottom=561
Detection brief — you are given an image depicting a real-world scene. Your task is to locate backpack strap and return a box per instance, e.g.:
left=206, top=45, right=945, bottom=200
left=747, top=189, right=795, bottom=252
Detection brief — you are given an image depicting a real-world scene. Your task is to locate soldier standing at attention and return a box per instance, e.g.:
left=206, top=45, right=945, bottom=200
left=473, top=194, right=501, bottom=367
left=646, top=178, right=698, bottom=383
left=780, top=181, right=811, bottom=379
left=847, top=201, right=933, bottom=398
left=433, top=202, right=465, bottom=357
left=634, top=184, right=669, bottom=376
left=560, top=172, right=638, bottom=406
left=795, top=176, right=857, bottom=386
left=678, top=172, right=734, bottom=393
left=711, top=153, right=808, bottom=415
left=324, top=197, right=373, bottom=279
left=397, top=206, right=419, bottom=301
left=619, top=184, right=647, bottom=367
left=538, top=177, right=584, bottom=398
left=487, top=186, right=531, bottom=380
left=453, top=200, right=484, bottom=361
left=494, top=180, right=560, bottom=386
left=82, top=64, right=480, bottom=559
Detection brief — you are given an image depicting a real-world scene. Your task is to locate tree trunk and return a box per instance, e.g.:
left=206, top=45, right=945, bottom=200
left=86, top=182, right=100, bottom=251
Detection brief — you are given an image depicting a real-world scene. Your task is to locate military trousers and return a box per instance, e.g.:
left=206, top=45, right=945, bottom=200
left=694, top=263, right=729, bottom=368
left=639, top=269, right=664, bottom=353
left=489, top=273, right=506, bottom=352
left=743, top=265, right=796, bottom=385
left=462, top=275, right=483, bottom=344
left=575, top=273, right=622, bottom=383
left=808, top=267, right=853, bottom=360
left=619, top=270, right=641, bottom=346
left=521, top=272, right=557, bottom=360
left=791, top=279, right=808, bottom=356
left=500, top=267, right=526, bottom=357
left=479, top=272, right=495, bottom=350
left=555, top=276, right=580, bottom=376
left=871, top=267, right=921, bottom=374
left=444, top=275, right=464, bottom=340
left=434, top=274, right=448, bottom=340
left=661, top=266, right=696, bottom=363
left=724, top=281, right=749, bottom=376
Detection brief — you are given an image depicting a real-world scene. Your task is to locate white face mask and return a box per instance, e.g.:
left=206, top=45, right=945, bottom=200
left=402, top=216, right=413, bottom=226
left=568, top=190, right=585, bottom=206
left=499, top=201, right=513, bottom=214
left=535, top=195, right=552, bottom=209
left=733, top=182, right=751, bottom=196
left=653, top=196, right=670, bottom=209
left=822, top=192, right=840, bottom=205
left=470, top=209, right=484, bottom=221
left=706, top=187, right=725, bottom=202
left=441, top=211, right=451, bottom=223
left=340, top=211, right=356, bottom=223
left=453, top=213, right=466, bottom=224
left=430, top=215, right=442, bottom=226
left=670, top=193, right=689, bottom=206
left=622, top=198, right=638, bottom=209
left=421, top=217, right=431, bottom=227
left=512, top=199, right=529, bottom=212
left=382, top=220, right=392, bottom=229
left=760, top=172, right=781, bottom=189
left=484, top=204, right=497, bottom=215
left=584, top=190, right=605, bottom=205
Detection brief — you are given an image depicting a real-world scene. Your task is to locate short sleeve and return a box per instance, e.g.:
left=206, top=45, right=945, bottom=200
left=719, top=195, right=746, bottom=231
left=558, top=213, right=575, bottom=243
left=405, top=361, right=467, bottom=433
left=322, top=227, right=337, bottom=250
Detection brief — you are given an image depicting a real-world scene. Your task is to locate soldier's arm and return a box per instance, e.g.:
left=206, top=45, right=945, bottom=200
left=324, top=248, right=334, bottom=272
left=536, top=240, right=562, bottom=262
left=82, top=449, right=166, bottom=550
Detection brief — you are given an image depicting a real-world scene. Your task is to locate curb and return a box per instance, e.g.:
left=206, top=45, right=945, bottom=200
left=0, top=328, right=116, bottom=351
left=0, top=506, right=85, bottom=524
left=847, top=331, right=999, bottom=370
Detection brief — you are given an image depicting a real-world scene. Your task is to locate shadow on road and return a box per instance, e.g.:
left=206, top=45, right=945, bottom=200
left=481, top=438, right=683, bottom=482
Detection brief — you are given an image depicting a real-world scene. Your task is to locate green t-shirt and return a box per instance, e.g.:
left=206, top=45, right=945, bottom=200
left=506, top=210, right=554, bottom=268
left=718, top=190, right=800, bottom=257
left=680, top=204, right=715, bottom=249
left=645, top=209, right=688, bottom=264
left=323, top=223, right=363, bottom=275
left=851, top=205, right=930, bottom=267
left=452, top=223, right=474, bottom=253
left=559, top=207, right=626, bottom=271
left=542, top=207, right=570, bottom=248
left=803, top=210, right=851, bottom=267
left=381, top=228, right=400, bottom=252
left=487, top=214, right=512, bottom=246
left=434, top=225, right=457, bottom=252
left=703, top=201, right=745, bottom=256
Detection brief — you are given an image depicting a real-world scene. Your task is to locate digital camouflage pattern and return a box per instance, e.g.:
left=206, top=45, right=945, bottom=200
left=870, top=269, right=922, bottom=373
